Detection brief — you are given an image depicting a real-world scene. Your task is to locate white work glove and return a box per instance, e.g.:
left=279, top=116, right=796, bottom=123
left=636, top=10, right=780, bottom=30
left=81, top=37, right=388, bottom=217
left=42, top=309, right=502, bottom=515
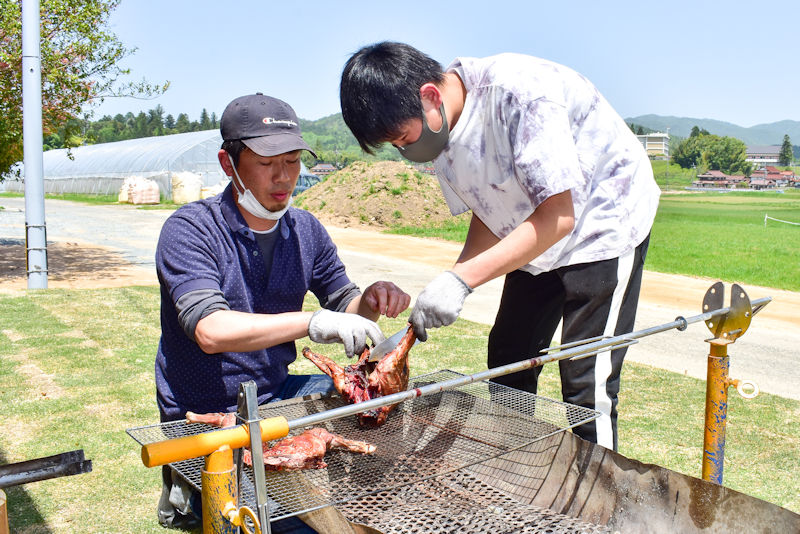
left=409, top=271, right=473, bottom=342
left=308, top=309, right=386, bottom=358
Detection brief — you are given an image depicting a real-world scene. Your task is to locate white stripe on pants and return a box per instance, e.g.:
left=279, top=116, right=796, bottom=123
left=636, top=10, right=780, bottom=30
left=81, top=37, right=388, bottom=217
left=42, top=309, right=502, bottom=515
left=593, top=248, right=635, bottom=449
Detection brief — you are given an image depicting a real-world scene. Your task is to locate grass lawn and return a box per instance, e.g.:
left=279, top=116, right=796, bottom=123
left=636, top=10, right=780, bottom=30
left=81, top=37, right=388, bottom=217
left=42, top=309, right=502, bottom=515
left=648, top=190, right=800, bottom=290
left=389, top=189, right=800, bottom=291
left=0, top=287, right=798, bottom=533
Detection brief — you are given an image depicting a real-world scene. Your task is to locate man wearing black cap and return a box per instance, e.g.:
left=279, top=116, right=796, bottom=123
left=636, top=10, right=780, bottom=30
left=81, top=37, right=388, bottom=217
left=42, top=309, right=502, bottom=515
left=154, top=93, right=410, bottom=530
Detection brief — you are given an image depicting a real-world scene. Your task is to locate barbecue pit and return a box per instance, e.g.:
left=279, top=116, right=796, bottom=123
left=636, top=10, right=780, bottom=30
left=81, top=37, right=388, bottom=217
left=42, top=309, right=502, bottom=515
left=128, top=371, right=602, bottom=531
left=127, top=283, right=800, bottom=533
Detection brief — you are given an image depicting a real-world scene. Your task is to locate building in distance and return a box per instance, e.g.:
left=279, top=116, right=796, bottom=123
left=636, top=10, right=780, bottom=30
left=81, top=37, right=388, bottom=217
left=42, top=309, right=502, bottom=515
left=746, top=146, right=781, bottom=167
left=636, top=132, right=670, bottom=160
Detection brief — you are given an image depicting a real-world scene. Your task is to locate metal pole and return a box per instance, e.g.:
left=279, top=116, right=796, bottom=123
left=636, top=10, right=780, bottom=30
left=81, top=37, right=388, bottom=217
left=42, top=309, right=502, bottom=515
left=288, top=297, right=771, bottom=431
left=702, top=343, right=729, bottom=484
left=140, top=295, right=773, bottom=469
left=239, top=382, right=270, bottom=533
left=0, top=489, right=7, bottom=534
left=22, top=0, right=47, bottom=288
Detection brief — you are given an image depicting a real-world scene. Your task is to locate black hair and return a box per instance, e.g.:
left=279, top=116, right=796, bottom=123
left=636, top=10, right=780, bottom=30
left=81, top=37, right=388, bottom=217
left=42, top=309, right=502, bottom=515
left=340, top=41, right=444, bottom=154
left=221, top=139, right=246, bottom=166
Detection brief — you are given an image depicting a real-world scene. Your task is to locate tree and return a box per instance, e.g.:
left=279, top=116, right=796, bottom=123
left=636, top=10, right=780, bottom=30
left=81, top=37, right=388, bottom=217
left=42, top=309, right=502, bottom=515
left=690, top=125, right=710, bottom=138
left=779, top=134, right=793, bottom=166
left=672, top=134, right=752, bottom=175
left=175, top=113, right=191, bottom=133
left=0, top=0, right=168, bottom=179
left=147, top=105, right=165, bottom=136
left=199, top=108, right=212, bottom=130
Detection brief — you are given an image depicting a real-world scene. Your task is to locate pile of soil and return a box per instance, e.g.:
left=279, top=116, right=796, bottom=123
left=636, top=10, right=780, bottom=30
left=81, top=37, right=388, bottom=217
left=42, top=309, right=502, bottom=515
left=295, top=161, right=469, bottom=229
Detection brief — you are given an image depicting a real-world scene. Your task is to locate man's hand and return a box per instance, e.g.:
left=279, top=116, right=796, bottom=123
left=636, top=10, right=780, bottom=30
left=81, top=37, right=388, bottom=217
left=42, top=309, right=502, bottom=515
left=363, top=281, right=411, bottom=318
left=308, top=309, right=386, bottom=358
left=409, top=271, right=473, bottom=342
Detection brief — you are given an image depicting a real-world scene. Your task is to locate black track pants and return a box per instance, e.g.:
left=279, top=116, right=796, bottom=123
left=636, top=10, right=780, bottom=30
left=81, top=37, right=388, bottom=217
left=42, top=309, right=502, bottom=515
left=487, top=235, right=650, bottom=450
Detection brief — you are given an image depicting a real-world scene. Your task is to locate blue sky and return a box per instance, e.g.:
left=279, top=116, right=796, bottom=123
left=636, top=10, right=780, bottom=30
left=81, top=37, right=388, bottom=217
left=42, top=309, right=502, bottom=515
left=95, top=0, right=800, bottom=128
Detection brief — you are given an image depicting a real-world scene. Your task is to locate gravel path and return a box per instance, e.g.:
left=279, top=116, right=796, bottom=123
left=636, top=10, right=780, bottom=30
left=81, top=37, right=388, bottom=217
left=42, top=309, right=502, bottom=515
left=2, top=196, right=798, bottom=400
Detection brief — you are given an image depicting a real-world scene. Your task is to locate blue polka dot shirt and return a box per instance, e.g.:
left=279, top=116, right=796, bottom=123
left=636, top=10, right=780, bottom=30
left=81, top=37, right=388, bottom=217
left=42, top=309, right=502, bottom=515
left=155, top=184, right=352, bottom=421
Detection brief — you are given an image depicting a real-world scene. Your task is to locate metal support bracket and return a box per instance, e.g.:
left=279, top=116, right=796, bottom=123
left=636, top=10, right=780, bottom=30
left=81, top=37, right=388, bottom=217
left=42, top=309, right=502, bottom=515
left=25, top=222, right=48, bottom=276
left=702, top=282, right=752, bottom=344
left=700, top=282, right=762, bottom=485
left=237, top=381, right=270, bottom=534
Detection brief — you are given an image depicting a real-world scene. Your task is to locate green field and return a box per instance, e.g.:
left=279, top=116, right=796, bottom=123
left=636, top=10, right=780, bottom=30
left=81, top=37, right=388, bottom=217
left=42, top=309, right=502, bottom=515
left=390, top=189, right=800, bottom=291
left=648, top=190, right=800, bottom=290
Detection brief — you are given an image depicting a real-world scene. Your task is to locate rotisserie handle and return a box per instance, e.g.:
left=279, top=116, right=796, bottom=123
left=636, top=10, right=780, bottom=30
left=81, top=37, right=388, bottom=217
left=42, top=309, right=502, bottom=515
left=141, top=416, right=290, bottom=467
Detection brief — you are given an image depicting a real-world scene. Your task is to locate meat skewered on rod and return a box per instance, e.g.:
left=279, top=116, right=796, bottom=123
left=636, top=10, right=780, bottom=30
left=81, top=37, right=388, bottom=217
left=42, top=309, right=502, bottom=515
left=302, top=325, right=416, bottom=426
left=185, top=412, right=375, bottom=471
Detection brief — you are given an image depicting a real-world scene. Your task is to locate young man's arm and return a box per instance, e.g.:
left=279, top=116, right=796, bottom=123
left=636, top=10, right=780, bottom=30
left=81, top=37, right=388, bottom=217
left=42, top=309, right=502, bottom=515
left=408, top=190, right=574, bottom=341
left=453, top=189, right=575, bottom=288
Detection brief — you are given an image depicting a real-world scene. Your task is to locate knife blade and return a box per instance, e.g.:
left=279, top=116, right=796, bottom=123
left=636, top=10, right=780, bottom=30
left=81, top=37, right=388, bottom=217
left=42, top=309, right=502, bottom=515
left=367, top=327, right=420, bottom=362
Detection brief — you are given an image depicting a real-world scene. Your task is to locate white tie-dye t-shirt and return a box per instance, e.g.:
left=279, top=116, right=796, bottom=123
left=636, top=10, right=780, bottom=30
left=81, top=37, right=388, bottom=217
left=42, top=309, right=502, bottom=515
left=434, top=54, right=660, bottom=275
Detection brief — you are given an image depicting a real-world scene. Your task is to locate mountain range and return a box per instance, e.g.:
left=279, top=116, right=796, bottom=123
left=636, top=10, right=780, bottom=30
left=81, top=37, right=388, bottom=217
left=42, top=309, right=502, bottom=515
left=624, top=115, right=799, bottom=146
left=301, top=112, right=798, bottom=151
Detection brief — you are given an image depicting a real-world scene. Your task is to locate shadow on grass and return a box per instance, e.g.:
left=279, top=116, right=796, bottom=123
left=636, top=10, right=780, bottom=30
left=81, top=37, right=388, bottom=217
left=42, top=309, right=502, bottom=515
left=0, top=238, right=135, bottom=284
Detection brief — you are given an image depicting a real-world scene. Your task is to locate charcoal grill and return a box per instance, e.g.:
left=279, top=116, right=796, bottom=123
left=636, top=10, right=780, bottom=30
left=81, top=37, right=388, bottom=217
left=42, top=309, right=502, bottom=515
left=128, top=371, right=600, bottom=528
left=127, top=284, right=800, bottom=533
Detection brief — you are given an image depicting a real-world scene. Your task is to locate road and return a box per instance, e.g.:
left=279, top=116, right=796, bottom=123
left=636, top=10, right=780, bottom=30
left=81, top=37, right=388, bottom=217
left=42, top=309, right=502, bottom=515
left=2, top=196, right=799, bottom=400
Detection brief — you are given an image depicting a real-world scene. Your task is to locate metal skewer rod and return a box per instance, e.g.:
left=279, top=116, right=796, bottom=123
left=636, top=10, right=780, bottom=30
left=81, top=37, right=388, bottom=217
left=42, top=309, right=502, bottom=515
left=287, top=298, right=770, bottom=431
left=140, top=297, right=771, bottom=467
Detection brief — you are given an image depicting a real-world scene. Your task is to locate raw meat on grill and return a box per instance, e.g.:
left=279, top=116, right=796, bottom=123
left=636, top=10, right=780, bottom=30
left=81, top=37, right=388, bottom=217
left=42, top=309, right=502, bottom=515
left=257, top=427, right=375, bottom=470
left=301, top=324, right=416, bottom=427
left=185, top=411, right=237, bottom=428
left=185, top=412, right=375, bottom=470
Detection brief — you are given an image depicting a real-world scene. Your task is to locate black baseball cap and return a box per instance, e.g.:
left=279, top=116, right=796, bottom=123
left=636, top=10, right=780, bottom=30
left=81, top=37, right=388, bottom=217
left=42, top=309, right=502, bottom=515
left=220, top=93, right=317, bottom=158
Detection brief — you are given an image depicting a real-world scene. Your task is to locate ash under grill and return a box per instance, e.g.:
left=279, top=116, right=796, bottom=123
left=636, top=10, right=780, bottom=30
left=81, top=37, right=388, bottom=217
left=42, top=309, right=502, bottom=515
left=128, top=370, right=599, bottom=525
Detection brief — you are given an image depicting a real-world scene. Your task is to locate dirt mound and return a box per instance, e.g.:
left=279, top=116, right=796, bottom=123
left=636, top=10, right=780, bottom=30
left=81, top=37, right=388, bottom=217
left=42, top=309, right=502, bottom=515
left=295, top=161, right=469, bottom=229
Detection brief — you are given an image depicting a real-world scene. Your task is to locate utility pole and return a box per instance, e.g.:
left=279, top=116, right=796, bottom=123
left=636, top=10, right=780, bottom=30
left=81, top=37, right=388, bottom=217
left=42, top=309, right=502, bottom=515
left=22, top=0, right=48, bottom=288
left=665, top=127, right=670, bottom=191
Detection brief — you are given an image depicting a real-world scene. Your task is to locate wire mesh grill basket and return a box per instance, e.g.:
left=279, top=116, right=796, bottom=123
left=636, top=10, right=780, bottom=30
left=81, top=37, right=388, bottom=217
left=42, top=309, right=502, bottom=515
left=127, top=370, right=599, bottom=521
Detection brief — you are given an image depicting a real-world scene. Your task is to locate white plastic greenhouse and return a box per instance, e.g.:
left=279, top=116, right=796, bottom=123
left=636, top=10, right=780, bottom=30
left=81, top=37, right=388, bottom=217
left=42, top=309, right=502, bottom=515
left=3, top=130, right=321, bottom=201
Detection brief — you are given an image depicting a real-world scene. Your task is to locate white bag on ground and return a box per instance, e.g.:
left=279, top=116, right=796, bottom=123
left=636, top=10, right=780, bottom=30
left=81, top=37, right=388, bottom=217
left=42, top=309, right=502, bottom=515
left=129, top=178, right=160, bottom=205
left=201, top=180, right=227, bottom=199
left=172, top=172, right=203, bottom=204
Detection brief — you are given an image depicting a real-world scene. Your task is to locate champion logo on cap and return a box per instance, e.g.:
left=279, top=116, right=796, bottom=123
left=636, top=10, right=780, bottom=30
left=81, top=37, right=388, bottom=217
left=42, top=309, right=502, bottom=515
left=262, top=117, right=298, bottom=127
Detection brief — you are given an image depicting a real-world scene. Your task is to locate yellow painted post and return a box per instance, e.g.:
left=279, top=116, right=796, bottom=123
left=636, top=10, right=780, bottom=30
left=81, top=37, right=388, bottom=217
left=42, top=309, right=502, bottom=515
left=702, top=343, right=730, bottom=484
left=0, top=489, right=8, bottom=534
left=202, top=446, right=237, bottom=534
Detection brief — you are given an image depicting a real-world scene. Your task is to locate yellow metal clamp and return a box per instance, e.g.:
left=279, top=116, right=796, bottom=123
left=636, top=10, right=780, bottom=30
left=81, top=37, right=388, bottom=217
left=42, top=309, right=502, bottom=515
left=202, top=446, right=263, bottom=534
left=221, top=503, right=260, bottom=534
left=141, top=415, right=290, bottom=467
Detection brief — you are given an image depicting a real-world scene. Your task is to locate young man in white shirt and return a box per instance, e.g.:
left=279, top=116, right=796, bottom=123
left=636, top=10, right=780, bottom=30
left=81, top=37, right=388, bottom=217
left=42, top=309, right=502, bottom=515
left=340, top=41, right=660, bottom=450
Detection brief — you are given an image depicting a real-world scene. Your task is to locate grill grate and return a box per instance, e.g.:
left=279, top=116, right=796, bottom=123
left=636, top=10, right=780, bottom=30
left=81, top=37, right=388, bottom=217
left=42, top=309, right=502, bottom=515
left=339, top=469, right=612, bottom=534
left=127, top=370, right=599, bottom=522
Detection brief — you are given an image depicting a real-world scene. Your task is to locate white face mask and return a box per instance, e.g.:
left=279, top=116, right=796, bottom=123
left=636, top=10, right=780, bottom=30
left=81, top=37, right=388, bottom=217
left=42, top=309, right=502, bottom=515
left=228, top=154, right=292, bottom=221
